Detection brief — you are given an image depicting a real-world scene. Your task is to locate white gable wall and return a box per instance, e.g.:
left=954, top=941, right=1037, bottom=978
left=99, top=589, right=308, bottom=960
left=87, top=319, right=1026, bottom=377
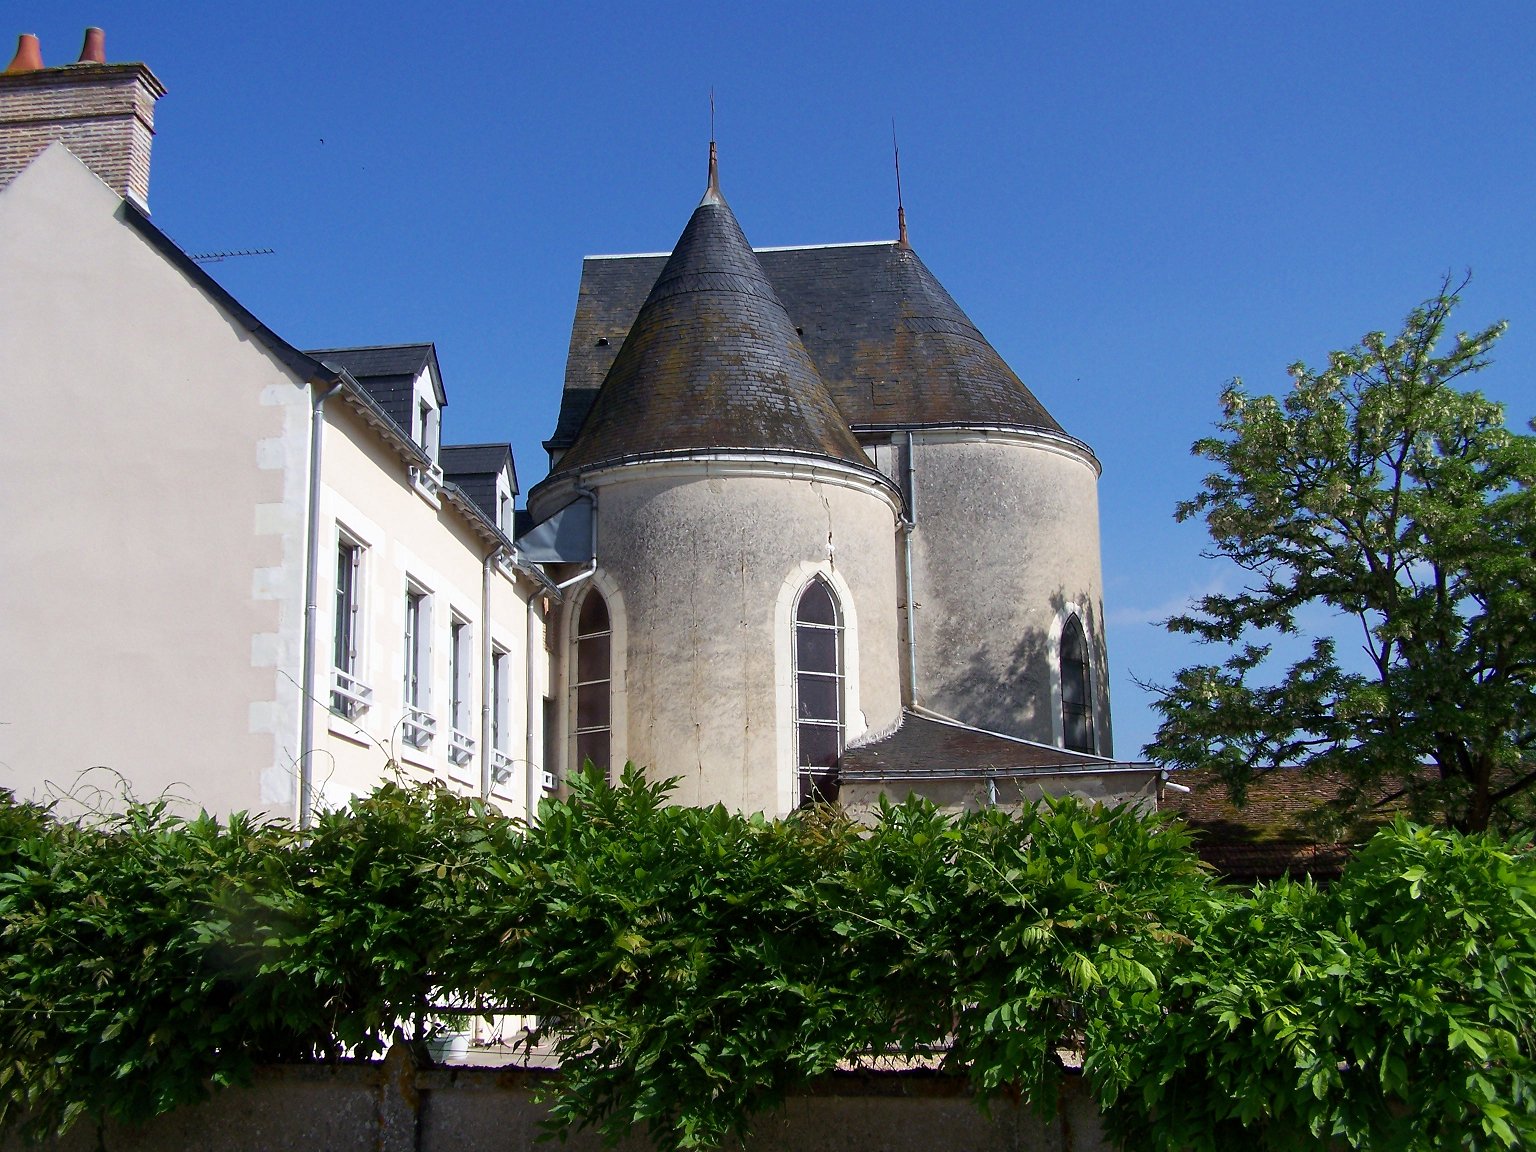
left=0, top=144, right=311, bottom=816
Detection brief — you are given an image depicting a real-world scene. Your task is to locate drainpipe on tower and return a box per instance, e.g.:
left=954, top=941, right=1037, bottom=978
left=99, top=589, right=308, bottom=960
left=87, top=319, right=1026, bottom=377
left=901, top=431, right=919, bottom=707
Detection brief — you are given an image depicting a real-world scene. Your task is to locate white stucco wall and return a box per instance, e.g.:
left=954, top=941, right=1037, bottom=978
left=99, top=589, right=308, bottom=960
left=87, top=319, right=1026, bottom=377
left=312, top=402, right=545, bottom=823
left=542, top=459, right=903, bottom=815
left=907, top=431, right=1113, bottom=755
left=0, top=145, right=311, bottom=816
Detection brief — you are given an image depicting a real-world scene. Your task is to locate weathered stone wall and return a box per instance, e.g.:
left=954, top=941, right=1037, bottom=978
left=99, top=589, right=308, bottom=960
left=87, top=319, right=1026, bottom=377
left=4, top=1062, right=1112, bottom=1152
left=550, top=460, right=903, bottom=815
left=909, top=431, right=1112, bottom=754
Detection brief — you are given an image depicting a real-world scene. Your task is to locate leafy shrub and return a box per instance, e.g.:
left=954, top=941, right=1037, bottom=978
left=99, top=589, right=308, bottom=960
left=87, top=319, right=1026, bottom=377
left=1, top=770, right=1532, bottom=1151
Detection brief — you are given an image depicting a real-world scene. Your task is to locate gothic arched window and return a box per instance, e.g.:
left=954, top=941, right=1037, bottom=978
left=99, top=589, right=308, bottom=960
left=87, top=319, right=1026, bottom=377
left=794, top=577, right=843, bottom=806
left=574, top=590, right=611, bottom=776
left=1060, top=614, right=1095, bottom=754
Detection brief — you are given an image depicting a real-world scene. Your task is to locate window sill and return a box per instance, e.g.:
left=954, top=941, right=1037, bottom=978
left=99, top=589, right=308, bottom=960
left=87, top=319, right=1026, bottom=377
left=410, top=462, right=445, bottom=509
left=326, top=713, right=374, bottom=748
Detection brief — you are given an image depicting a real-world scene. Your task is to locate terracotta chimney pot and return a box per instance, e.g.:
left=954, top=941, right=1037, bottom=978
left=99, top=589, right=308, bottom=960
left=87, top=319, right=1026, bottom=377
left=5, top=33, right=43, bottom=73
left=77, top=27, right=105, bottom=65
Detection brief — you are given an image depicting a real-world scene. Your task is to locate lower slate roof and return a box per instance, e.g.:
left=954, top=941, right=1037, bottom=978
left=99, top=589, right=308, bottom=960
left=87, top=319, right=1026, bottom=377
left=839, top=710, right=1141, bottom=780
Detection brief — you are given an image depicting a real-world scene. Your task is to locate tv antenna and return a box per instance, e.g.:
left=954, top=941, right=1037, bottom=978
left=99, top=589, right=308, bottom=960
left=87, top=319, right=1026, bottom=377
left=189, top=247, right=275, bottom=264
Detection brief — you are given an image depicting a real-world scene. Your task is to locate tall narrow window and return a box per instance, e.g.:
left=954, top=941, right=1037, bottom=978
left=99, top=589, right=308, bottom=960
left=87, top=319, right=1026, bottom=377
left=573, top=591, right=611, bottom=776
left=1060, top=615, right=1095, bottom=754
left=794, top=577, right=843, bottom=806
left=448, top=616, right=474, bottom=765
left=331, top=538, right=369, bottom=717
left=418, top=400, right=435, bottom=458
left=402, top=584, right=434, bottom=748
left=491, top=646, right=510, bottom=753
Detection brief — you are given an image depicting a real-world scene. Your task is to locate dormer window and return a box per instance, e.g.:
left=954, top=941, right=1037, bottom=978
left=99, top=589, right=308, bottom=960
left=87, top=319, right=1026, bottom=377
left=417, top=398, right=439, bottom=463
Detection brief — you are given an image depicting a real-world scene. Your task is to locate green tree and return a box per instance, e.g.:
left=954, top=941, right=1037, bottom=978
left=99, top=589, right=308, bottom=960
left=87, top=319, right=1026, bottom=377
left=1147, top=278, right=1536, bottom=833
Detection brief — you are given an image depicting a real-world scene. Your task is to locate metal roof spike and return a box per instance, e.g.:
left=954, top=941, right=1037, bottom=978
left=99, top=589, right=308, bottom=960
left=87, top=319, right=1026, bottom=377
left=5, top=33, right=43, bottom=73
left=893, top=121, right=910, bottom=249
left=700, top=89, right=725, bottom=206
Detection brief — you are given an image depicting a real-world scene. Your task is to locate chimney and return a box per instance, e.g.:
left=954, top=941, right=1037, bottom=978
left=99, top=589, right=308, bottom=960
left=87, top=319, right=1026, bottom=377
left=0, top=28, right=166, bottom=211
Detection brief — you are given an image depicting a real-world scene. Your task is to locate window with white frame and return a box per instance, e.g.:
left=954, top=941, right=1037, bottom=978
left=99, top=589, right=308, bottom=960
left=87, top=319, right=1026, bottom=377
left=402, top=582, right=435, bottom=749
left=448, top=615, right=475, bottom=765
left=331, top=535, right=372, bottom=719
left=794, top=576, right=843, bottom=806
left=573, top=590, right=611, bottom=777
left=418, top=399, right=437, bottom=458
left=489, top=645, right=514, bottom=786
left=1060, top=614, right=1095, bottom=754
left=491, top=646, right=511, bottom=752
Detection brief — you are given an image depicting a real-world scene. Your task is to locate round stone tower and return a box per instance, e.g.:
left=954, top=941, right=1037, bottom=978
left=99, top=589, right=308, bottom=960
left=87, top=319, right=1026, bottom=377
left=858, top=239, right=1113, bottom=756
left=527, top=147, right=904, bottom=813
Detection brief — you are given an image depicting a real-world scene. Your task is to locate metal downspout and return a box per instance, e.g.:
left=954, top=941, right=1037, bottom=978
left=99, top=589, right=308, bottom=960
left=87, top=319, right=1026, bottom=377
left=298, top=377, right=344, bottom=829
left=901, top=432, right=919, bottom=707
left=479, top=550, right=496, bottom=799
left=525, top=594, right=542, bottom=823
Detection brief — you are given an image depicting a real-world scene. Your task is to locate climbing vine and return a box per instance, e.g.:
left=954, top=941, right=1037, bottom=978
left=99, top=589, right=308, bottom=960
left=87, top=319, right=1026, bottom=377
left=0, top=770, right=1531, bottom=1150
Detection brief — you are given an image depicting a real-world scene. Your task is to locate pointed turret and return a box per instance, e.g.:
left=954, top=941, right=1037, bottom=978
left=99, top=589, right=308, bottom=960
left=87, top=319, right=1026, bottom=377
left=547, top=145, right=871, bottom=478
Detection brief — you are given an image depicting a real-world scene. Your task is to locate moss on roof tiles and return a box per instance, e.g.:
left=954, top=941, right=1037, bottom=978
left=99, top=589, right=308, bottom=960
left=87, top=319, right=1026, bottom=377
left=549, top=195, right=872, bottom=477
left=552, top=240, right=1066, bottom=454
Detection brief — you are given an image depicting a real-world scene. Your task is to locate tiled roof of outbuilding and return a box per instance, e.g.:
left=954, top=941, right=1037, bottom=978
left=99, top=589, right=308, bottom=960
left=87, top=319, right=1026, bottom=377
left=547, top=181, right=872, bottom=479
left=839, top=711, right=1126, bottom=778
left=551, top=240, right=1065, bottom=454
left=1160, top=768, right=1412, bottom=883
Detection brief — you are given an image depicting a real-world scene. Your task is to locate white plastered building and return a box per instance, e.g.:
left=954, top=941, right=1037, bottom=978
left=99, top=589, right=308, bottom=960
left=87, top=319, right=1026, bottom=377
left=0, top=38, right=554, bottom=823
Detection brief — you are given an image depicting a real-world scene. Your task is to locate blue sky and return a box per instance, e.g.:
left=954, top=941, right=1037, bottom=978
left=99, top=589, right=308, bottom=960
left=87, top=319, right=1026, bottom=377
left=22, top=2, right=1536, bottom=756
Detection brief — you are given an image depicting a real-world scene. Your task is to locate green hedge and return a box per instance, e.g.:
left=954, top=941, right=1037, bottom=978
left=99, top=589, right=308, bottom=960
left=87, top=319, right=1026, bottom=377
left=1, top=768, right=1532, bottom=1150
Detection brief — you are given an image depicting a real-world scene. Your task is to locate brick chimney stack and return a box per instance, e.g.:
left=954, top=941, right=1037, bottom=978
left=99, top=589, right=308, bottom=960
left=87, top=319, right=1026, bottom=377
left=0, top=28, right=166, bottom=211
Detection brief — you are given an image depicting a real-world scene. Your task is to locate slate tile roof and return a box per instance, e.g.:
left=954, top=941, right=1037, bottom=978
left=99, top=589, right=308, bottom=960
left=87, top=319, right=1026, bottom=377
left=551, top=240, right=1067, bottom=456
left=441, top=443, right=515, bottom=523
left=840, top=710, right=1129, bottom=778
left=545, top=189, right=873, bottom=480
left=441, top=442, right=515, bottom=482
left=306, top=343, right=435, bottom=379
left=305, top=343, right=444, bottom=437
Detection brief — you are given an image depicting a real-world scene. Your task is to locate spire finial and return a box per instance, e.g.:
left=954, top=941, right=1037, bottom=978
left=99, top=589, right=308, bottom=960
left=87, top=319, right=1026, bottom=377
left=893, top=120, right=909, bottom=249
left=702, top=89, right=723, bottom=205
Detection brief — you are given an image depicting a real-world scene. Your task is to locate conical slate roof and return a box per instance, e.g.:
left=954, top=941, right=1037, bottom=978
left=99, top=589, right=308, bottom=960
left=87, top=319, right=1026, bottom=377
left=549, top=167, right=872, bottom=478
left=551, top=241, right=1068, bottom=454
left=862, top=243, right=1065, bottom=432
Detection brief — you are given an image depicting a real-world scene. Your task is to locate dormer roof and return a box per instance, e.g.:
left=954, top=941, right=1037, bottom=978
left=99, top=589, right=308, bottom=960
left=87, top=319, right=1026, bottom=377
left=546, top=165, right=872, bottom=480
left=305, top=342, right=446, bottom=437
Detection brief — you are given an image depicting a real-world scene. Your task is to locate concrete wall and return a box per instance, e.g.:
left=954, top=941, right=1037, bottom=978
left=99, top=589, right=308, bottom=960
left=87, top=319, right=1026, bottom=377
left=3, top=1061, right=1112, bottom=1152
left=541, top=459, right=903, bottom=815
left=908, top=431, right=1112, bottom=756
left=0, top=144, right=311, bottom=817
